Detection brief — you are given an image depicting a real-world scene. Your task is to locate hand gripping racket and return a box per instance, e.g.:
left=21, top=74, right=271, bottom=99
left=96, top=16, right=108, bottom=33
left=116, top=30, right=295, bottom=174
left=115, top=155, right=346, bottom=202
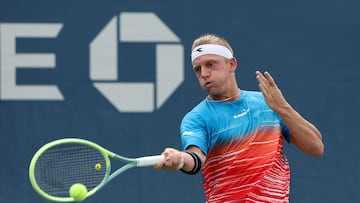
left=29, top=138, right=164, bottom=202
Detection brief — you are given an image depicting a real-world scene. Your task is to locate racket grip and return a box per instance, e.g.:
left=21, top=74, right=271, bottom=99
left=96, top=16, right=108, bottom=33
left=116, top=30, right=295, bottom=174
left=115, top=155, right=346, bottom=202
left=136, top=155, right=165, bottom=167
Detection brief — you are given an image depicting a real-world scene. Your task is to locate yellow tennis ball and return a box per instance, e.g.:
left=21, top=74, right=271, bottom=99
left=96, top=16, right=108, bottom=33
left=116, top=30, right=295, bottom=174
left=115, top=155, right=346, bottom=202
left=95, top=163, right=101, bottom=170
left=69, top=183, right=87, bottom=201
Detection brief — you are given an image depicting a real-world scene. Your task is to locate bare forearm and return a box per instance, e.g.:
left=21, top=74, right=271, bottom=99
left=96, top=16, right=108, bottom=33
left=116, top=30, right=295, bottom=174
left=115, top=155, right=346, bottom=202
left=277, top=104, right=324, bottom=157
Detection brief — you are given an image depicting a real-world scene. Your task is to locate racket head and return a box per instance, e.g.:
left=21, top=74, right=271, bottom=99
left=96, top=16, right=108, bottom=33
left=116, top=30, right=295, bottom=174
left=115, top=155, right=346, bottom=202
left=29, top=138, right=112, bottom=202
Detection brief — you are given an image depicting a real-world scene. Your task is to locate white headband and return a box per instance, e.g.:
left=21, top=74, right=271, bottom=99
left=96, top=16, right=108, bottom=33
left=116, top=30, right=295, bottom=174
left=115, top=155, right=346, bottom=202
left=191, top=44, right=233, bottom=63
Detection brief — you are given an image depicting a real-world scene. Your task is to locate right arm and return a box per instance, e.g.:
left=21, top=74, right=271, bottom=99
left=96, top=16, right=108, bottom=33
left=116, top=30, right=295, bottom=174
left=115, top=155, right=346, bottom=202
left=154, top=146, right=206, bottom=173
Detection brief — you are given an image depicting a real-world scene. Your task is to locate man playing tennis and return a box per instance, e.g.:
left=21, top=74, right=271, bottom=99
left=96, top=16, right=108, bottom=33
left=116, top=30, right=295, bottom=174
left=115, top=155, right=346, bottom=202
left=154, top=33, right=324, bottom=202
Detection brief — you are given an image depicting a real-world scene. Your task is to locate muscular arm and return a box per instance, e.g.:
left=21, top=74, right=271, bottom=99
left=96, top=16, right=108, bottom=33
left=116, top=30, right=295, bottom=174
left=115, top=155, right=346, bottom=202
left=275, top=103, right=324, bottom=156
left=256, top=71, right=324, bottom=157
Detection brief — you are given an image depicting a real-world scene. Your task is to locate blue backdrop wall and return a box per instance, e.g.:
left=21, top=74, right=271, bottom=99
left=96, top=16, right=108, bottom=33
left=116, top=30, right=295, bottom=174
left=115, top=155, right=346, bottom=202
left=1, top=0, right=359, bottom=202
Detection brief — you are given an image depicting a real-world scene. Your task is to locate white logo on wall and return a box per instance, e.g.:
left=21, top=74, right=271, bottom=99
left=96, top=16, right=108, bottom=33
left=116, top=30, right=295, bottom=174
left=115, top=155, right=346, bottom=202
left=90, top=12, right=184, bottom=112
left=0, top=12, right=184, bottom=113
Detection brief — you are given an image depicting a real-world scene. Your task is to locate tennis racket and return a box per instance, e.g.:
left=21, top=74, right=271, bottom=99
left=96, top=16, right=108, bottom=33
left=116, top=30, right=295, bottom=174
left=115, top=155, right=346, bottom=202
left=29, top=138, right=164, bottom=202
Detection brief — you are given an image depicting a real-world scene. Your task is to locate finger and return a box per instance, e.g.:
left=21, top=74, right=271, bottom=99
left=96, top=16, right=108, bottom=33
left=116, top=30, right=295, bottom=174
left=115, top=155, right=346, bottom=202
left=255, top=71, right=264, bottom=82
left=154, top=149, right=171, bottom=170
left=153, top=162, right=164, bottom=170
left=256, top=71, right=269, bottom=93
left=256, top=71, right=266, bottom=88
left=264, top=71, right=276, bottom=87
left=162, top=151, right=176, bottom=169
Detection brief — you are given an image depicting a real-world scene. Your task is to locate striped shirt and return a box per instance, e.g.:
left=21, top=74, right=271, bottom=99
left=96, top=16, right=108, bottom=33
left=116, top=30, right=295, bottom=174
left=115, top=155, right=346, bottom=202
left=181, top=90, right=291, bottom=202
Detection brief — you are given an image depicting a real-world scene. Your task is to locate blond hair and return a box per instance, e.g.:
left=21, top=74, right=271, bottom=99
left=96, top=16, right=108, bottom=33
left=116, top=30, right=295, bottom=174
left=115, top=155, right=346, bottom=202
left=191, top=34, right=234, bottom=55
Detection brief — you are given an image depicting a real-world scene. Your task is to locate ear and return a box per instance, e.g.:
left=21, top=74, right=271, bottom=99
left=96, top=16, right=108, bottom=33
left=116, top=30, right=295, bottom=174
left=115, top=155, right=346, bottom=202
left=229, top=57, right=237, bottom=72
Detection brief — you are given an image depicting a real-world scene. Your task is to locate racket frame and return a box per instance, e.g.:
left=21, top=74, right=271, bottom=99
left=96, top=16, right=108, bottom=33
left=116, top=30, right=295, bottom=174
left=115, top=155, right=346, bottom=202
left=29, top=138, right=161, bottom=202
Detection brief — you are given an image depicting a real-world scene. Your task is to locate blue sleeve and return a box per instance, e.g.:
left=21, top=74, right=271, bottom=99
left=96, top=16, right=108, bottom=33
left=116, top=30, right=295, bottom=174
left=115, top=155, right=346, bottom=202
left=180, top=111, right=208, bottom=156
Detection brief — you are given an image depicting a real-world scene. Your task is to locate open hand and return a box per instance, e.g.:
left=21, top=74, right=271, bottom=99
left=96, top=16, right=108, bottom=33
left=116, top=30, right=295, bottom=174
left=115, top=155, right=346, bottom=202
left=255, top=71, right=289, bottom=113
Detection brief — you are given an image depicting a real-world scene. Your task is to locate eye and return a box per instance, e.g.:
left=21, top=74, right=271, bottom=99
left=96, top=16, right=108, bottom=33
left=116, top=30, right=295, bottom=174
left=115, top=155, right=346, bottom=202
left=207, top=62, right=214, bottom=67
left=193, top=66, right=201, bottom=73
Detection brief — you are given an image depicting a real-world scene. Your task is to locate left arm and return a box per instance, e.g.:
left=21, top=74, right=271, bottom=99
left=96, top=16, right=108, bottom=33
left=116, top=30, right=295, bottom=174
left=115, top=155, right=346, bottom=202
left=256, top=71, right=324, bottom=157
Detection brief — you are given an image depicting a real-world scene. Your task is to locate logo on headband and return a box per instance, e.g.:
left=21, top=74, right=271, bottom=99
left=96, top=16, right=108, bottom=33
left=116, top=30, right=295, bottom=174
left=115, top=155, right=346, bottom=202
left=191, top=44, right=233, bottom=63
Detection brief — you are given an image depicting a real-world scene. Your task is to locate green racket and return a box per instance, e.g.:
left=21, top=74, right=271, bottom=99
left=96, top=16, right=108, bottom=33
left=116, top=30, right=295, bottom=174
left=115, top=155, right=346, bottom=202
left=29, top=138, right=164, bottom=202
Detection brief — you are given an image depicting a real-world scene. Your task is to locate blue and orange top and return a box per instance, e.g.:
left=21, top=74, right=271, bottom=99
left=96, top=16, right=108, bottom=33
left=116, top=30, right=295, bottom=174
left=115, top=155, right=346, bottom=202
left=181, top=90, right=291, bottom=202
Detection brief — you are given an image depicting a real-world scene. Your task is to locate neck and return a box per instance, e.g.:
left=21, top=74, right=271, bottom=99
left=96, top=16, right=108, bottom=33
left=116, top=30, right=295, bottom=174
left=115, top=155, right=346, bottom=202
left=208, top=89, right=240, bottom=102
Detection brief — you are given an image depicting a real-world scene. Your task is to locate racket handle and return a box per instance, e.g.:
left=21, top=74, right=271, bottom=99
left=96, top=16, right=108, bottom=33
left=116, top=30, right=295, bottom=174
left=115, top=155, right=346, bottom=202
left=136, top=155, right=165, bottom=167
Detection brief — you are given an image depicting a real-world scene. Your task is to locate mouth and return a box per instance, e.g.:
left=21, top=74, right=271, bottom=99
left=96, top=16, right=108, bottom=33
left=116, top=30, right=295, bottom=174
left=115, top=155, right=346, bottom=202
left=204, top=81, right=212, bottom=88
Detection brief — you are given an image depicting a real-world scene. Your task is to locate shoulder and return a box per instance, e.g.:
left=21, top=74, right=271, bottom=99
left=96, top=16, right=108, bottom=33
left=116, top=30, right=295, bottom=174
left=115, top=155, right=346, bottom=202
left=182, top=99, right=208, bottom=121
left=241, top=90, right=265, bottom=102
left=241, top=90, right=273, bottom=112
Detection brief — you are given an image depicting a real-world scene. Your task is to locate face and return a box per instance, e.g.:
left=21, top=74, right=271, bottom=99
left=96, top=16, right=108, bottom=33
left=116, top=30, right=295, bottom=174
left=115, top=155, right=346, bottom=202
left=192, top=54, right=236, bottom=97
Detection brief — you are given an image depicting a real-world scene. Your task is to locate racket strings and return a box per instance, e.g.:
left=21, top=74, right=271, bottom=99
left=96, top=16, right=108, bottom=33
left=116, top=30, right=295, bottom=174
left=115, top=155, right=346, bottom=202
left=34, top=143, right=107, bottom=197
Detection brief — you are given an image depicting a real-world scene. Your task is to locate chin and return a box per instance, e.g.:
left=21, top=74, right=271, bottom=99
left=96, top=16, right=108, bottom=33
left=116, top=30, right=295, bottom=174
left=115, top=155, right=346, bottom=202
left=203, top=85, right=220, bottom=95
left=208, top=91, right=222, bottom=98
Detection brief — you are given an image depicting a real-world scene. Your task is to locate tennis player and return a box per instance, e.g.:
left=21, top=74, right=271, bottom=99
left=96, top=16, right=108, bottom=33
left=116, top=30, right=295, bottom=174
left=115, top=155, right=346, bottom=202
left=154, top=33, right=324, bottom=202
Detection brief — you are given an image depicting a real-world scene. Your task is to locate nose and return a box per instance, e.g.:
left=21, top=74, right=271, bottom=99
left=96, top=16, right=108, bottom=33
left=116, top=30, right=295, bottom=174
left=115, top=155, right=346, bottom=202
left=200, top=67, right=209, bottom=78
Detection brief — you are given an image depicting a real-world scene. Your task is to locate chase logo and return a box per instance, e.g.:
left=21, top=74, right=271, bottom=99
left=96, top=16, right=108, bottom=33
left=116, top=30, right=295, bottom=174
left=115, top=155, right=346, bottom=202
left=90, top=12, right=184, bottom=112
left=0, top=12, right=184, bottom=113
